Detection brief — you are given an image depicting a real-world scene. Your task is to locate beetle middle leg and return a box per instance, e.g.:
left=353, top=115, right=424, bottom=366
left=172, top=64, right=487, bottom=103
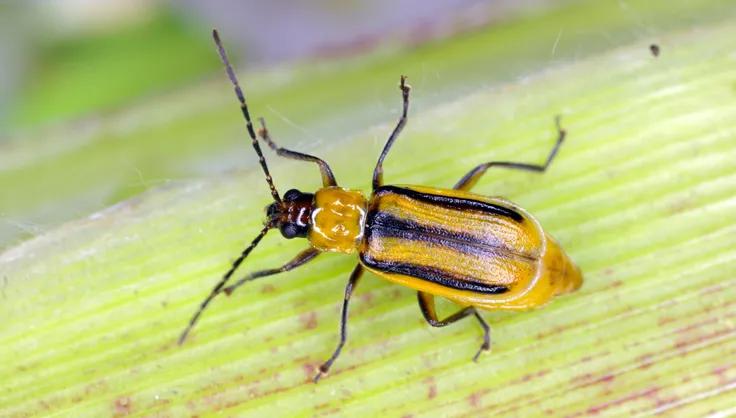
left=314, top=264, right=364, bottom=382
left=222, top=247, right=320, bottom=295
left=372, top=76, right=411, bottom=190
left=454, top=116, right=566, bottom=191
left=256, top=117, right=337, bottom=187
left=417, top=292, right=491, bottom=361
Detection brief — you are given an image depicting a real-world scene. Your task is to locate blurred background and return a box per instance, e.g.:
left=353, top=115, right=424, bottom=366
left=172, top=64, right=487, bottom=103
left=0, top=0, right=732, bottom=250
left=1, top=0, right=505, bottom=129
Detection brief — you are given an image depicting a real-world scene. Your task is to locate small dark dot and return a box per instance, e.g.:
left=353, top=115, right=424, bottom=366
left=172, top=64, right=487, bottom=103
left=650, top=44, right=660, bottom=57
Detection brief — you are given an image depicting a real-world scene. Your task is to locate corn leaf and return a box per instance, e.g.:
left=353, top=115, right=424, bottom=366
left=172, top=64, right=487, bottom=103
left=2, top=8, right=736, bottom=418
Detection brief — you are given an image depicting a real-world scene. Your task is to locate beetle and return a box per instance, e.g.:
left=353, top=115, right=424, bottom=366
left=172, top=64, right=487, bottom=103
left=179, top=30, right=583, bottom=382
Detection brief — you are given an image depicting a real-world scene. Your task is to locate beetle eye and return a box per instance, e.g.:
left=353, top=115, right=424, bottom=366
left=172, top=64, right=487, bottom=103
left=284, top=189, right=301, bottom=201
left=266, top=202, right=280, bottom=219
left=280, top=223, right=299, bottom=239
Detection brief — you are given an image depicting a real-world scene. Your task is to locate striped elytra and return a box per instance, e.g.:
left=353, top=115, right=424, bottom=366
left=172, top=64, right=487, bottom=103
left=359, top=185, right=582, bottom=310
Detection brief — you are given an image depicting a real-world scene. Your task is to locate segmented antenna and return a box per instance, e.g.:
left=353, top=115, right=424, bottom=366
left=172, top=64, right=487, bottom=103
left=212, top=29, right=281, bottom=203
left=178, top=222, right=273, bottom=344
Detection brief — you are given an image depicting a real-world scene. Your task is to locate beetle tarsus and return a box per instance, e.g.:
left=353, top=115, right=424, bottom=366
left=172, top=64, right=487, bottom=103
left=399, top=75, right=411, bottom=94
left=372, top=75, right=411, bottom=190
left=473, top=310, right=491, bottom=362
left=472, top=341, right=491, bottom=362
left=313, top=365, right=329, bottom=383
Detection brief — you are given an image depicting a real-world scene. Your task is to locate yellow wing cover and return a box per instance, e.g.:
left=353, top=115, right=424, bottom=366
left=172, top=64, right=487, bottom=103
left=359, top=185, right=581, bottom=310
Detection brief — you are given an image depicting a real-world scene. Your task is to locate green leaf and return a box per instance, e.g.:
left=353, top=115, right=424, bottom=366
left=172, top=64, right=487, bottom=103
left=2, top=8, right=736, bottom=418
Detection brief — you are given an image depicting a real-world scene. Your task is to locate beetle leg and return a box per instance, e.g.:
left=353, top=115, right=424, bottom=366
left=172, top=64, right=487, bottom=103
left=417, top=292, right=491, bottom=362
left=314, top=264, right=364, bottom=382
left=372, top=76, right=411, bottom=190
left=471, top=310, right=492, bottom=362
left=453, top=116, right=566, bottom=191
left=222, top=247, right=320, bottom=295
left=179, top=245, right=319, bottom=345
left=179, top=223, right=272, bottom=345
left=256, top=117, right=338, bottom=187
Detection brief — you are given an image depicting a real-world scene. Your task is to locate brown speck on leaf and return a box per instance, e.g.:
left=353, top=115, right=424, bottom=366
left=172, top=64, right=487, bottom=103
left=712, top=365, right=730, bottom=385
left=468, top=391, right=484, bottom=408
left=303, top=362, right=317, bottom=381
left=359, top=291, right=375, bottom=306
left=299, top=311, right=318, bottom=330
left=637, top=353, right=655, bottom=370
left=425, top=377, right=437, bottom=399
left=571, top=372, right=593, bottom=386
left=599, top=374, right=615, bottom=384
left=586, top=387, right=660, bottom=415
left=114, top=396, right=132, bottom=416
left=650, top=43, right=660, bottom=57
left=657, top=316, right=675, bottom=326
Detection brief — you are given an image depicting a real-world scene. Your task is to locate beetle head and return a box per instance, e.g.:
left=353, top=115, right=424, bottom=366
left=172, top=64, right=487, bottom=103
left=266, top=188, right=314, bottom=239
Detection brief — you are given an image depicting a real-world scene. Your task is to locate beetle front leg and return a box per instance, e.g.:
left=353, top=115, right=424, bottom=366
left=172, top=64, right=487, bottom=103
left=314, top=264, right=364, bottom=382
left=417, top=291, right=491, bottom=362
left=454, top=116, right=566, bottom=191
left=179, top=245, right=320, bottom=345
left=222, top=247, right=320, bottom=295
left=256, top=117, right=338, bottom=187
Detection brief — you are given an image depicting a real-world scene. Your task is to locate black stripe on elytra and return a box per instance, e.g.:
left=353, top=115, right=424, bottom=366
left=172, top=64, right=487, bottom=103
left=360, top=253, right=509, bottom=294
left=375, top=185, right=524, bottom=222
left=365, top=210, right=525, bottom=260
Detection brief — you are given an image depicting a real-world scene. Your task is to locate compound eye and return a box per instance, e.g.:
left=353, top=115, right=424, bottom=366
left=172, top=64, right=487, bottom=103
left=266, top=202, right=280, bottom=218
left=280, top=223, right=300, bottom=239
left=283, top=189, right=301, bottom=202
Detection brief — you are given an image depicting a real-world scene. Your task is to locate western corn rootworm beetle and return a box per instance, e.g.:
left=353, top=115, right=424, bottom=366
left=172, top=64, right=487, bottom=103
left=179, top=30, right=583, bottom=382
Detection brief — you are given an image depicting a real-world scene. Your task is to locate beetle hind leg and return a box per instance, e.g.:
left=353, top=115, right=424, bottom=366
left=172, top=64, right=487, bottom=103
left=417, top=292, right=492, bottom=362
left=453, top=116, right=566, bottom=191
left=471, top=310, right=491, bottom=362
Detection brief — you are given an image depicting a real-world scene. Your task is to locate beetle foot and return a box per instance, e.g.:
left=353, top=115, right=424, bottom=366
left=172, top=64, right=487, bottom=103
left=472, top=342, right=491, bottom=362
left=313, top=364, right=329, bottom=383
left=399, top=75, right=411, bottom=94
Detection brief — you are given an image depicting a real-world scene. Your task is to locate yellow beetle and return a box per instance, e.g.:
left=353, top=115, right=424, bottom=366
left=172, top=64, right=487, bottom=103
left=179, top=30, right=583, bottom=382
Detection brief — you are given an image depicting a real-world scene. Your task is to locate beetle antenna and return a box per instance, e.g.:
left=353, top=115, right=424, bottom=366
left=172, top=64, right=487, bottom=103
left=178, top=222, right=273, bottom=344
left=212, top=29, right=281, bottom=203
